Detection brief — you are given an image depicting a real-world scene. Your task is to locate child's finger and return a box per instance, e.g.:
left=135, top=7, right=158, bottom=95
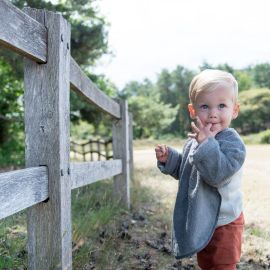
left=195, top=117, right=204, bottom=129
left=188, top=132, right=197, bottom=138
left=162, top=146, right=168, bottom=157
left=205, top=123, right=212, bottom=131
left=191, top=122, right=200, bottom=133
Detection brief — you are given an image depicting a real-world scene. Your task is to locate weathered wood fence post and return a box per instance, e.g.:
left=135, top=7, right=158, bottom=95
left=24, top=8, right=72, bottom=270
left=129, top=112, right=134, bottom=181
left=112, top=99, right=130, bottom=208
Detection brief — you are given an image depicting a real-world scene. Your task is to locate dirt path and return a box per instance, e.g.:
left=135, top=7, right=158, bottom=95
left=134, top=145, right=270, bottom=267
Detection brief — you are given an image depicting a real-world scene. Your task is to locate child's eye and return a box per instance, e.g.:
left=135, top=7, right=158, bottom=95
left=200, top=104, right=208, bottom=110
left=218, top=103, right=226, bottom=109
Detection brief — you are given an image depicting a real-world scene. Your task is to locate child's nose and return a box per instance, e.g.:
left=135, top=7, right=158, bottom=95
left=209, top=108, right=218, bottom=118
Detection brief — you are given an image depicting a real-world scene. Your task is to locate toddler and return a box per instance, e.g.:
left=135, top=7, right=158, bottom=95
left=155, top=69, right=246, bottom=270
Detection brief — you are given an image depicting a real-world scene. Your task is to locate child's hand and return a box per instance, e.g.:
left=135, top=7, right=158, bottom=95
left=188, top=117, right=222, bottom=144
left=155, top=144, right=169, bottom=163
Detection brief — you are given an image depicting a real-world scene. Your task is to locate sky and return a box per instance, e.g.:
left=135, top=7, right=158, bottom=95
left=94, top=0, right=270, bottom=89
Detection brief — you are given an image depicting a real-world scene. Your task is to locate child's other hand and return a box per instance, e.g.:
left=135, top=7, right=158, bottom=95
left=155, top=144, right=169, bottom=163
left=188, top=117, right=222, bottom=144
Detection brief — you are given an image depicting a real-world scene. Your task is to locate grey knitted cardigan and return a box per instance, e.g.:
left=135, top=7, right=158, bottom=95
left=157, top=128, right=246, bottom=259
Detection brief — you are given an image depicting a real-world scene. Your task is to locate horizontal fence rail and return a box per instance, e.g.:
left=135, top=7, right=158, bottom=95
left=0, top=0, right=47, bottom=62
left=70, top=57, right=121, bottom=119
left=71, top=160, right=122, bottom=190
left=0, top=167, right=48, bottom=219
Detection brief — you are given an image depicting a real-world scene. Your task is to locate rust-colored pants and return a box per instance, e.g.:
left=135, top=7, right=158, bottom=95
left=197, top=212, right=244, bottom=270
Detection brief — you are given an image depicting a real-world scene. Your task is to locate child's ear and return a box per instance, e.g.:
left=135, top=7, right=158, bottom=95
left=188, top=103, right=196, bottom=119
left=232, top=103, right=240, bottom=119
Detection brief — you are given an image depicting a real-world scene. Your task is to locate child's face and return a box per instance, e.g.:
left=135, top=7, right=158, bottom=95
left=188, top=87, right=240, bottom=132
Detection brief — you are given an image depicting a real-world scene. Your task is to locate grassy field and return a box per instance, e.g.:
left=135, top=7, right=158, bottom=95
left=0, top=142, right=269, bottom=269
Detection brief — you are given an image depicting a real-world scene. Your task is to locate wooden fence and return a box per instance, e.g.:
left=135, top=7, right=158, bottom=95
left=0, top=1, right=133, bottom=269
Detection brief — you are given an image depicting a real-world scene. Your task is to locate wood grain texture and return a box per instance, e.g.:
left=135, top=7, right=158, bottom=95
left=71, top=160, right=122, bottom=190
left=112, top=99, right=130, bottom=208
left=0, top=167, right=48, bottom=220
left=128, top=112, right=134, bottom=181
left=70, top=57, right=121, bottom=119
left=0, top=1, right=47, bottom=62
left=24, top=8, right=71, bottom=270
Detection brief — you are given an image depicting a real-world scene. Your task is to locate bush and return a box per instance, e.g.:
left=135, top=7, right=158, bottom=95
left=260, top=129, right=270, bottom=144
left=233, top=88, right=270, bottom=134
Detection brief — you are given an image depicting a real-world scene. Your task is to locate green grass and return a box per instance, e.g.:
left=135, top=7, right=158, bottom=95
left=71, top=176, right=162, bottom=269
left=246, top=223, right=270, bottom=240
left=0, top=179, right=128, bottom=269
left=72, top=180, right=131, bottom=269
left=0, top=212, right=27, bottom=269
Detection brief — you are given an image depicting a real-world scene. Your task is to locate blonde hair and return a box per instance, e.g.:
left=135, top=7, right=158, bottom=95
left=189, top=69, right=238, bottom=105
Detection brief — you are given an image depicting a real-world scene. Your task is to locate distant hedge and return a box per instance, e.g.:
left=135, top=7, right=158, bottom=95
left=260, top=129, right=270, bottom=144
left=233, top=88, right=270, bottom=134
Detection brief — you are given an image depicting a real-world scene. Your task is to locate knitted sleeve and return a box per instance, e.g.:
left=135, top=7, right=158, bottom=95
left=190, top=129, right=246, bottom=188
left=157, top=147, right=182, bottom=180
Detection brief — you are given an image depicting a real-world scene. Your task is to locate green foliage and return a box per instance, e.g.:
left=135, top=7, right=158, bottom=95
left=121, top=79, right=178, bottom=139
left=71, top=120, right=95, bottom=141
left=71, top=74, right=118, bottom=137
left=155, top=66, right=195, bottom=136
left=234, top=70, right=253, bottom=91
left=253, top=63, right=270, bottom=88
left=171, top=66, right=195, bottom=135
left=0, top=0, right=111, bottom=165
left=260, top=129, right=270, bottom=144
left=0, top=59, right=25, bottom=166
left=121, top=79, right=157, bottom=99
left=233, top=88, right=270, bottom=134
left=123, top=62, right=270, bottom=139
left=241, top=129, right=270, bottom=144
left=9, top=0, right=109, bottom=69
left=128, top=95, right=177, bottom=139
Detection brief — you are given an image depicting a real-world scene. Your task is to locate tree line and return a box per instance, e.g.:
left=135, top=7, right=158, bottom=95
left=121, top=62, right=270, bottom=139
left=1, top=0, right=270, bottom=166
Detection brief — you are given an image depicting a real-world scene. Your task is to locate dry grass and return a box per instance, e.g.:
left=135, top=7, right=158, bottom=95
left=134, top=144, right=270, bottom=264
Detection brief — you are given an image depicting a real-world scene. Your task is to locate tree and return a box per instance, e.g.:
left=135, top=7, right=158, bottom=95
left=253, top=63, right=270, bottom=88
left=234, top=70, right=253, bottom=92
left=233, top=88, right=270, bottom=134
left=71, top=73, right=118, bottom=137
left=171, top=66, right=194, bottom=135
left=120, top=79, right=157, bottom=99
left=120, top=78, right=178, bottom=139
left=156, top=66, right=194, bottom=136
left=128, top=95, right=177, bottom=139
left=156, top=69, right=174, bottom=105
left=0, top=0, right=110, bottom=164
left=0, top=59, right=24, bottom=165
